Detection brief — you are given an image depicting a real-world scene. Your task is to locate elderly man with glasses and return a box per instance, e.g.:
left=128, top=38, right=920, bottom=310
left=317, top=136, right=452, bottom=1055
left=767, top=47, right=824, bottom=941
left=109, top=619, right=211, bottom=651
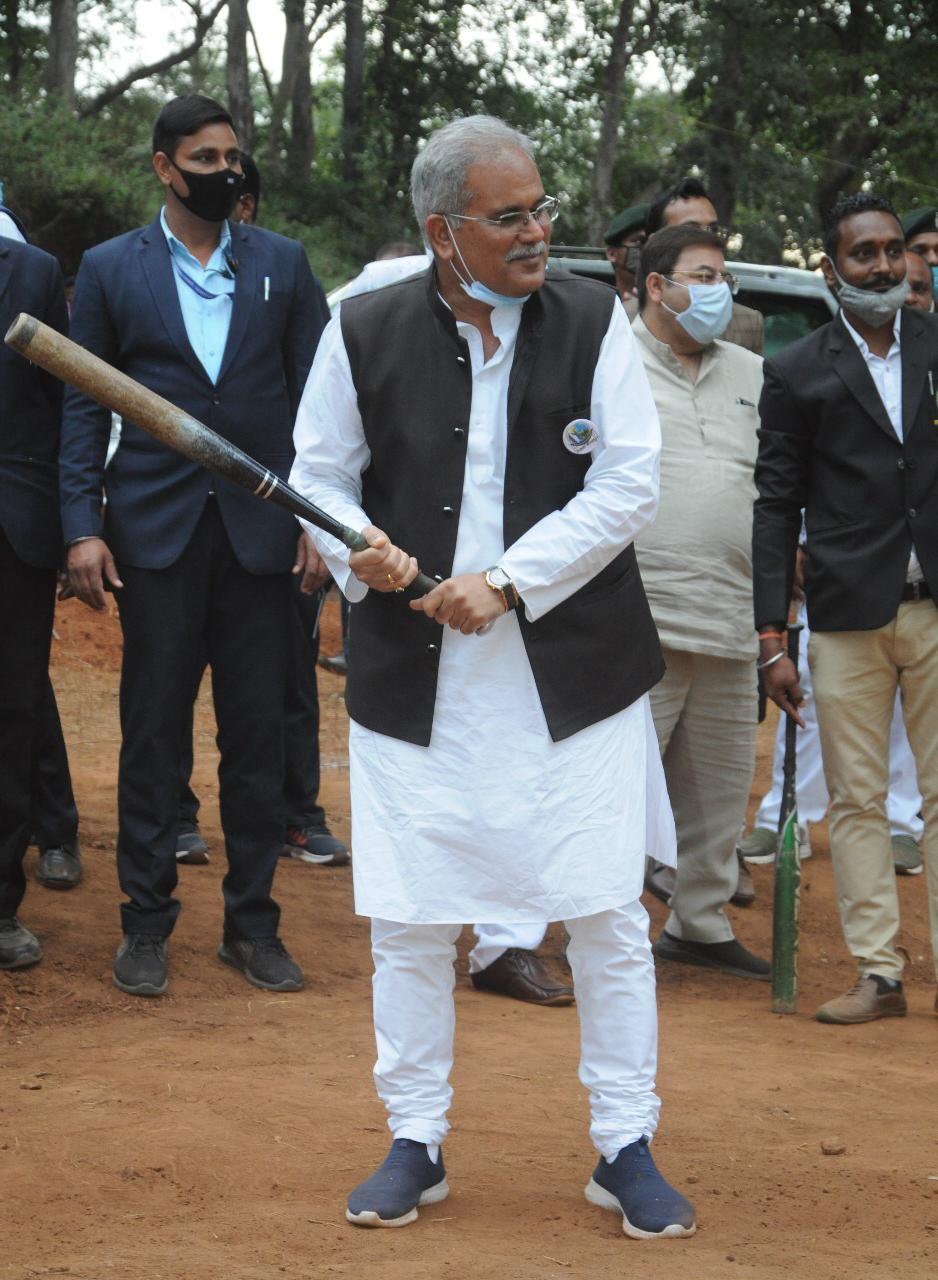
left=632, top=224, right=770, bottom=981
left=291, top=114, right=695, bottom=1238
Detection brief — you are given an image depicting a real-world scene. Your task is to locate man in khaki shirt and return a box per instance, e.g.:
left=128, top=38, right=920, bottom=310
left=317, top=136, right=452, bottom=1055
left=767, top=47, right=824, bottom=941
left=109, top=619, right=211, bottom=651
left=633, top=224, right=769, bottom=980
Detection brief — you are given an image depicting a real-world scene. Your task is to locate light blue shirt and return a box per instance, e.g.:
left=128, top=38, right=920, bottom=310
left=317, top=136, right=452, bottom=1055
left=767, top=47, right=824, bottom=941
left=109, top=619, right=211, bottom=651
left=160, top=208, right=235, bottom=384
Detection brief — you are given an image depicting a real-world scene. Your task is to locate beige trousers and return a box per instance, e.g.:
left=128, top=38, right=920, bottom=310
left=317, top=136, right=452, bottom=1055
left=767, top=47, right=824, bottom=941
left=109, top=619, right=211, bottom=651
left=650, top=647, right=757, bottom=943
left=810, top=601, right=938, bottom=981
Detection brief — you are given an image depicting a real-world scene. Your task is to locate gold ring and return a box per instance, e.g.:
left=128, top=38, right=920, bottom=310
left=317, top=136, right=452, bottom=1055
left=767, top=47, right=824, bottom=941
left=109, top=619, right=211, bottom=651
left=386, top=573, right=396, bottom=587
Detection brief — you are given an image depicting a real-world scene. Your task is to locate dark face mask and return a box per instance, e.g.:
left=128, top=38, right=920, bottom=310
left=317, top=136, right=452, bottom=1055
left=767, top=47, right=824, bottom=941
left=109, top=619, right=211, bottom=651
left=170, top=160, right=244, bottom=223
left=624, top=243, right=642, bottom=275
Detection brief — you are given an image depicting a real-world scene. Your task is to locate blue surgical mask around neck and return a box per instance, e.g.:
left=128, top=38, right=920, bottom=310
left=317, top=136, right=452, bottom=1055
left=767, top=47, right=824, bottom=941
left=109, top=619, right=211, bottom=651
left=931, top=264, right=938, bottom=301
left=444, top=216, right=531, bottom=308
left=662, top=277, right=734, bottom=344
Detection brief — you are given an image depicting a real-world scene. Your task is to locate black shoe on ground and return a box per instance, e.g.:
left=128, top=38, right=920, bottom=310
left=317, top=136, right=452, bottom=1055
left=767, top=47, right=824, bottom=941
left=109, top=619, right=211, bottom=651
left=283, top=823, right=350, bottom=866
left=654, top=930, right=770, bottom=981
left=0, top=918, right=42, bottom=969
left=175, top=822, right=210, bottom=865
left=36, top=842, right=83, bottom=890
left=217, top=935, right=304, bottom=991
left=585, top=1137, right=696, bottom=1239
left=644, top=860, right=675, bottom=905
left=113, top=934, right=168, bottom=996
left=347, top=1139, right=449, bottom=1228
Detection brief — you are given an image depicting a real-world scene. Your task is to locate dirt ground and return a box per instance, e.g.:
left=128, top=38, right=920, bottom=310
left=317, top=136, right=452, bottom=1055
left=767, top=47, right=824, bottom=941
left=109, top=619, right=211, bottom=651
left=2, top=594, right=937, bottom=1280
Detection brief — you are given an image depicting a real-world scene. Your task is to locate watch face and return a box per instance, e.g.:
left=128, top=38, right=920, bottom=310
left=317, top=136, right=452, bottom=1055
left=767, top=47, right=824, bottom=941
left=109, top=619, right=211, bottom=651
left=488, top=568, right=511, bottom=588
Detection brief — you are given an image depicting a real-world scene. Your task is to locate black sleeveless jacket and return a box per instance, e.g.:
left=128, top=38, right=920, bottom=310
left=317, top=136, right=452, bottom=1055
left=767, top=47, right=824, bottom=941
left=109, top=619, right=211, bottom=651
left=340, top=268, right=664, bottom=746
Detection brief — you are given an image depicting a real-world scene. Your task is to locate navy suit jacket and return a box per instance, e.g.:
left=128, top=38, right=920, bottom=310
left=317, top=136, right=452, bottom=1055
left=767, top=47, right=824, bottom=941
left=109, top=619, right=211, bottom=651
left=0, top=238, right=69, bottom=569
left=59, top=215, right=329, bottom=572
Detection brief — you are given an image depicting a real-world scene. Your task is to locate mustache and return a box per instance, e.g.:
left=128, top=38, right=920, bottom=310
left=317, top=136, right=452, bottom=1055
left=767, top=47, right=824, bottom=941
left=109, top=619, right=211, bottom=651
left=505, top=242, right=547, bottom=263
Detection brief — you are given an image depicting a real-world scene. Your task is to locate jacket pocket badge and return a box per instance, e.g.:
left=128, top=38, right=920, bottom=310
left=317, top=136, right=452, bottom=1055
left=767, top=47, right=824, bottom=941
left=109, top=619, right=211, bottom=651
left=562, top=418, right=600, bottom=455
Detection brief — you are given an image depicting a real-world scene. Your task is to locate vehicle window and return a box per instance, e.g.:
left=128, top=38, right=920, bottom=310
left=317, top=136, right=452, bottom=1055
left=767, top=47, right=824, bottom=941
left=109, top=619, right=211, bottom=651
left=737, top=290, right=833, bottom=358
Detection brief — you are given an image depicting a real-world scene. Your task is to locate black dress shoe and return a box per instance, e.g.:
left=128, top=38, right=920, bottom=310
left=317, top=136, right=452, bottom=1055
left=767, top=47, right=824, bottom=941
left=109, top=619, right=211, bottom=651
left=654, top=930, right=771, bottom=981
left=217, top=935, right=304, bottom=991
left=113, top=934, right=168, bottom=996
left=36, top=843, right=83, bottom=890
left=644, top=860, right=675, bottom=905
left=0, top=918, right=42, bottom=969
left=470, top=947, right=574, bottom=1006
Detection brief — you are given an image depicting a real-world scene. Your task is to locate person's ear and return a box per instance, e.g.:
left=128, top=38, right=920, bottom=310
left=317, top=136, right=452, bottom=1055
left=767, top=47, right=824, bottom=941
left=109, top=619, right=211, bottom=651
left=426, top=213, right=453, bottom=262
left=152, top=151, right=174, bottom=189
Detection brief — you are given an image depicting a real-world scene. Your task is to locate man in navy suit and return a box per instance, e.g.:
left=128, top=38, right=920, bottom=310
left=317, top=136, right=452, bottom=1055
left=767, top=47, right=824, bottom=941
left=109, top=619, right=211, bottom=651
left=0, top=237, right=69, bottom=967
left=59, top=95, right=330, bottom=997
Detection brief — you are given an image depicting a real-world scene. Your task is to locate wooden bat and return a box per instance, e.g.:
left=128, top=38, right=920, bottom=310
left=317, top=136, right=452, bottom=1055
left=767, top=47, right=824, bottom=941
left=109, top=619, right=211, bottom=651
left=4, top=312, right=438, bottom=596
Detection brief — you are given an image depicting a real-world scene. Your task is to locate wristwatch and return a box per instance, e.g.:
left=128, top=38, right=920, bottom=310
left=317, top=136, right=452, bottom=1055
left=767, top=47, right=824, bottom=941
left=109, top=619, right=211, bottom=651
left=484, top=566, right=521, bottom=612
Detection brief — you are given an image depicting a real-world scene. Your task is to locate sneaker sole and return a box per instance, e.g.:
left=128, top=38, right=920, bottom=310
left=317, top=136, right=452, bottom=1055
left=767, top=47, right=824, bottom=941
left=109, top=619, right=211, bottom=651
left=282, top=845, right=351, bottom=867
left=216, top=944, right=304, bottom=992
left=654, top=939, right=770, bottom=982
left=112, top=973, right=167, bottom=997
left=346, top=1178, right=449, bottom=1228
left=0, top=951, right=42, bottom=970
left=894, top=863, right=924, bottom=876
left=584, top=1178, right=696, bottom=1240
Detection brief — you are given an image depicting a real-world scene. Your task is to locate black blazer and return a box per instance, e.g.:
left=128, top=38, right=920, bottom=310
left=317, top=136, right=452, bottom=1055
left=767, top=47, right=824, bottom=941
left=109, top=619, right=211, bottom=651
left=0, top=238, right=68, bottom=569
left=59, top=215, right=330, bottom=573
left=753, top=307, right=938, bottom=631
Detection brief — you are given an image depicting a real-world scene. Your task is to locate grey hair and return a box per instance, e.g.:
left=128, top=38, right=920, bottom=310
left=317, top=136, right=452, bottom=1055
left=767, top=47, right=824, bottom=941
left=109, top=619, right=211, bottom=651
left=410, top=115, right=536, bottom=232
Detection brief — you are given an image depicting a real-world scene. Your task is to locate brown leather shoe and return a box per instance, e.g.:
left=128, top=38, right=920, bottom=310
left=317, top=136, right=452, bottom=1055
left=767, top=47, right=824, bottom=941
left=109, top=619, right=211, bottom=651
left=730, top=851, right=755, bottom=907
left=470, top=948, right=574, bottom=1006
left=815, top=975, right=907, bottom=1024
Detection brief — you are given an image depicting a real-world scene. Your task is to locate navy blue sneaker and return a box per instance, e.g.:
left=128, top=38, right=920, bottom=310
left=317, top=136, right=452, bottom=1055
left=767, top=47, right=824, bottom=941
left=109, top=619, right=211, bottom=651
left=585, top=1137, right=696, bottom=1239
left=346, top=1139, right=449, bottom=1227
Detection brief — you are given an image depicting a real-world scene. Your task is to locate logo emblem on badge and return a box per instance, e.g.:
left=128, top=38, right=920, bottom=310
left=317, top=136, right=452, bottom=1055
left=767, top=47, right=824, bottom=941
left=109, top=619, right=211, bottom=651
left=562, top=418, right=600, bottom=455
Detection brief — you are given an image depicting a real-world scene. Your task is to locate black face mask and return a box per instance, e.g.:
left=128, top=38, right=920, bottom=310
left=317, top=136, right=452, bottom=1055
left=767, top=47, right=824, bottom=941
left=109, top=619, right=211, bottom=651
left=170, top=160, right=244, bottom=223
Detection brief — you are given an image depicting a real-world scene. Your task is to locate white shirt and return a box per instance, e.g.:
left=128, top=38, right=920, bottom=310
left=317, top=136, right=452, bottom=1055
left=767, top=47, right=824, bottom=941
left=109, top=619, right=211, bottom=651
left=841, top=309, right=923, bottom=582
left=0, top=211, right=26, bottom=243
left=290, top=294, right=676, bottom=923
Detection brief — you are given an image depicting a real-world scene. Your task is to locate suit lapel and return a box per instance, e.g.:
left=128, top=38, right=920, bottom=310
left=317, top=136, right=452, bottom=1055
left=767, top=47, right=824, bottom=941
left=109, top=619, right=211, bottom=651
left=0, top=242, right=13, bottom=307
left=139, top=216, right=208, bottom=383
left=828, top=312, right=899, bottom=443
left=217, top=221, right=255, bottom=384
left=900, top=309, right=929, bottom=438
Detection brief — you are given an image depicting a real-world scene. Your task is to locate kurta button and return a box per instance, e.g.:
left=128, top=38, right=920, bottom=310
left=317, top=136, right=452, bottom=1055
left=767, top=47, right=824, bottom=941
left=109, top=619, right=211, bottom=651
left=909, top=508, right=917, bottom=518
left=442, top=505, right=454, bottom=518
left=457, top=355, right=466, bottom=364
left=453, top=427, right=465, bottom=438
left=426, top=643, right=439, bottom=655
left=897, top=458, right=906, bottom=470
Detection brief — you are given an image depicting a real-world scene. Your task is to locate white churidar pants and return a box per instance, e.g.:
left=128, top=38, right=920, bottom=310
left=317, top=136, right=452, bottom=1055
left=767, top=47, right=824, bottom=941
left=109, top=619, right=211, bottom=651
left=371, top=901, right=659, bottom=1162
left=755, top=608, right=922, bottom=837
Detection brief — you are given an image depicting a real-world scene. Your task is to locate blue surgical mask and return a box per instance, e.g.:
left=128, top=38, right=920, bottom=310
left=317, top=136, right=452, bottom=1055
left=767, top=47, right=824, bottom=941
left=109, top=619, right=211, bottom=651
left=931, top=265, right=938, bottom=300
left=444, top=217, right=531, bottom=308
left=662, top=277, right=734, bottom=344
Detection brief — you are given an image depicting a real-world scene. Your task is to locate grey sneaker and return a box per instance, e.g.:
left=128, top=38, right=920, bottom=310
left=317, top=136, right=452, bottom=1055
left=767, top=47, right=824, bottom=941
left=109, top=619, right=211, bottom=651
left=738, top=823, right=812, bottom=863
left=816, top=974, right=907, bottom=1024
left=36, top=842, right=83, bottom=889
left=891, top=834, right=923, bottom=876
left=0, top=918, right=42, bottom=969
left=217, top=935, right=304, bottom=991
left=113, top=934, right=168, bottom=996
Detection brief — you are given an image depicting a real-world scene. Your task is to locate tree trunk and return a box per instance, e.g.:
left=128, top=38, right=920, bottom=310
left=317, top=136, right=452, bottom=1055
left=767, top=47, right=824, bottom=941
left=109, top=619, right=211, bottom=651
left=287, top=42, right=315, bottom=175
left=2, top=0, right=23, bottom=88
left=226, top=0, right=254, bottom=151
left=45, top=0, right=79, bottom=106
left=588, top=0, right=637, bottom=243
left=266, top=0, right=306, bottom=173
left=342, top=0, right=365, bottom=187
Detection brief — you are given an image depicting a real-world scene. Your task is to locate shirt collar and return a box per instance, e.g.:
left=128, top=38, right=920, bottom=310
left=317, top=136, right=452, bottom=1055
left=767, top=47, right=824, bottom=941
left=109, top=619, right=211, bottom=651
left=632, top=311, right=721, bottom=372
left=841, top=305, right=902, bottom=358
left=160, top=207, right=231, bottom=270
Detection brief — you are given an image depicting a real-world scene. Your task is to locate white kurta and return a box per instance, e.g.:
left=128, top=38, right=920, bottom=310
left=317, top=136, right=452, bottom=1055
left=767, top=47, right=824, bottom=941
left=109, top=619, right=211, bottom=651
left=290, top=295, right=676, bottom=924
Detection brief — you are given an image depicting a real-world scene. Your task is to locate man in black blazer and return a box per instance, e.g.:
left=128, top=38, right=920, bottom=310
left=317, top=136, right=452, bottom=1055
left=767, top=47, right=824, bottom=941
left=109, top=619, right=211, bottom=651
left=753, top=192, right=938, bottom=1024
left=0, top=237, right=69, bottom=967
left=59, top=95, right=330, bottom=997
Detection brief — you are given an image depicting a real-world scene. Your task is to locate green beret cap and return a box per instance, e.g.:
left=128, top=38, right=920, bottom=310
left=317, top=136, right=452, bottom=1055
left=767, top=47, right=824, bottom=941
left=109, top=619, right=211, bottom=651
left=901, top=207, right=938, bottom=239
left=604, top=203, right=649, bottom=245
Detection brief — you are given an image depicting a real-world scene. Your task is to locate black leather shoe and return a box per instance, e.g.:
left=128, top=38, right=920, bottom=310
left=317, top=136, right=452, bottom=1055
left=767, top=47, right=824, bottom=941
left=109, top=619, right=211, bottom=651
left=36, top=842, right=82, bottom=890
left=0, top=918, right=42, bottom=969
left=113, top=934, right=168, bottom=996
left=730, top=851, right=755, bottom=907
left=644, top=860, right=675, bottom=905
left=470, top=948, right=574, bottom=1006
left=654, top=930, right=770, bottom=981
left=217, top=935, right=304, bottom=991
left=175, top=822, right=210, bottom=865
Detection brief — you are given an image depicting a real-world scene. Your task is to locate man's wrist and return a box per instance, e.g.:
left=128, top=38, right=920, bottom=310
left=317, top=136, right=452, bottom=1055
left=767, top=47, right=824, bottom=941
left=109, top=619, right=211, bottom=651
left=483, top=566, right=520, bottom=612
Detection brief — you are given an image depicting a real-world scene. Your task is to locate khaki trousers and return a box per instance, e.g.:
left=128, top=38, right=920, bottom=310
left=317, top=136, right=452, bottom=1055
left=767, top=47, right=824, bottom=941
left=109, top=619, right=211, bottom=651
left=810, top=600, right=938, bottom=981
left=650, top=648, right=757, bottom=943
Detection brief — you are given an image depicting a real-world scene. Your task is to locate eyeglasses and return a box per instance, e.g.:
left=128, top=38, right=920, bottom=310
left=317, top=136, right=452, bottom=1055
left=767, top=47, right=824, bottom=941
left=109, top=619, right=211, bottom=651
left=666, top=269, right=739, bottom=296
left=445, top=196, right=561, bottom=233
